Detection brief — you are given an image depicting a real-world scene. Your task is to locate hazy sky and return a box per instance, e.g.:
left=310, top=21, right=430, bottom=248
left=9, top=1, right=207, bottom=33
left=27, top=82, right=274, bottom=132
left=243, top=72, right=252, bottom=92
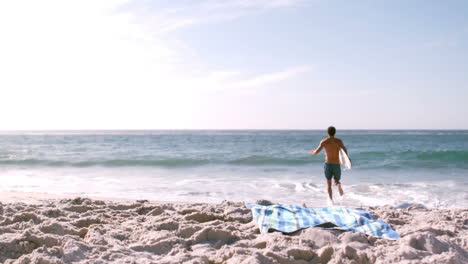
left=1, top=0, right=467, bottom=129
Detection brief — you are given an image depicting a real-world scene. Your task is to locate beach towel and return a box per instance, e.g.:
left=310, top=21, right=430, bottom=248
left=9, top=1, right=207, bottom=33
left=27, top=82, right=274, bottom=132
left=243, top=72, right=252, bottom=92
left=247, top=204, right=400, bottom=240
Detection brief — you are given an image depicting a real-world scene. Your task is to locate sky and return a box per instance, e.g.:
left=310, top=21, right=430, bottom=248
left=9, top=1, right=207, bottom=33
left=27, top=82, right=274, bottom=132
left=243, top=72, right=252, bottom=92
left=0, top=0, right=467, bottom=130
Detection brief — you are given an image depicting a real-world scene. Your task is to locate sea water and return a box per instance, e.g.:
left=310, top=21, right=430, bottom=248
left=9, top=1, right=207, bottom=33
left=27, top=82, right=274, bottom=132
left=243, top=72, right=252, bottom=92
left=0, top=130, right=466, bottom=208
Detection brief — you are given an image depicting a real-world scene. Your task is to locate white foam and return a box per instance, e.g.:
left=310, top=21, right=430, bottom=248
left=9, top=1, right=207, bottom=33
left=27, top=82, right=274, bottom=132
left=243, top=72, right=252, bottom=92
left=0, top=167, right=466, bottom=208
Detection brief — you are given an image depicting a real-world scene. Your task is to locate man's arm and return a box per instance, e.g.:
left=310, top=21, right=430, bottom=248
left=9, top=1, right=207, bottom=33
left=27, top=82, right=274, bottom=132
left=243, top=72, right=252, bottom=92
left=338, top=139, right=349, bottom=156
left=309, top=140, right=324, bottom=155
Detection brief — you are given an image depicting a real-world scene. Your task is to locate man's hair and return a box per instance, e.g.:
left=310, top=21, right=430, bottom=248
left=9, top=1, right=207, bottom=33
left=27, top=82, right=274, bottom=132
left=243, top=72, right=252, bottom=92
left=328, top=126, right=336, bottom=136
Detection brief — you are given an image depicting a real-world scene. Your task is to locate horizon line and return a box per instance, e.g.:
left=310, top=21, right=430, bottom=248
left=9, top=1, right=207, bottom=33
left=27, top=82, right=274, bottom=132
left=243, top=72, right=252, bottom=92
left=0, top=128, right=467, bottom=131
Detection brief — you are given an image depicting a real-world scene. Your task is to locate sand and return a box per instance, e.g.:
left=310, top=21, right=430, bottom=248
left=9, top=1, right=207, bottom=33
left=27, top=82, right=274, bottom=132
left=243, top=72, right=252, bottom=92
left=0, top=192, right=466, bottom=264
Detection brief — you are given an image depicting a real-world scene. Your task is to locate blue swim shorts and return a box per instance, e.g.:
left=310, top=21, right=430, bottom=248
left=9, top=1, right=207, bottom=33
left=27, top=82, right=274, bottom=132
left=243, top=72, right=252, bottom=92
left=324, top=163, right=341, bottom=181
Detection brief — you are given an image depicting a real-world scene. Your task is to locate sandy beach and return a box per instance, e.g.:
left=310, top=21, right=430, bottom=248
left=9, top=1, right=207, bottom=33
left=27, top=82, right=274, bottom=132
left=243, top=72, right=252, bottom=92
left=0, top=192, right=466, bottom=264
left=1, top=0, right=467, bottom=261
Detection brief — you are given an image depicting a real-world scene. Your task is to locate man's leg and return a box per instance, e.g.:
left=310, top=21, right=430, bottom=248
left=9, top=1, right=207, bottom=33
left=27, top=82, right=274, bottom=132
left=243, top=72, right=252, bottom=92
left=334, top=165, right=344, bottom=196
left=335, top=179, right=344, bottom=196
left=324, top=164, right=334, bottom=201
left=327, top=179, right=333, bottom=201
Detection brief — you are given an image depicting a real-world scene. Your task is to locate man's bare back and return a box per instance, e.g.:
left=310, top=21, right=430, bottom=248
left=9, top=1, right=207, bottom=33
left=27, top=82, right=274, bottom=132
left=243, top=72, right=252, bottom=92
left=315, top=137, right=347, bottom=164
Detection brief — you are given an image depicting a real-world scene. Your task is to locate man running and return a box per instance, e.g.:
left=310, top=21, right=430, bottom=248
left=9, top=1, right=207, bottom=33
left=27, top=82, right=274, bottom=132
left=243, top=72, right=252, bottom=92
left=309, top=126, right=348, bottom=203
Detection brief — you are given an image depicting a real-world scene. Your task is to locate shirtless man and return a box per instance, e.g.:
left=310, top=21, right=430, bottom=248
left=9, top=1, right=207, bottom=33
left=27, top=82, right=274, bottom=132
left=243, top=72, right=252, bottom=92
left=309, top=126, right=348, bottom=202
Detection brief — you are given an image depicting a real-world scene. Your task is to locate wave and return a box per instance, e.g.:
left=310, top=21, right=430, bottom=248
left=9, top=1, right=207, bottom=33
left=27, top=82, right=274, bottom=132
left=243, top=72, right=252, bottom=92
left=229, top=155, right=314, bottom=166
left=352, top=150, right=468, bottom=170
left=414, top=150, right=468, bottom=161
left=0, top=156, right=319, bottom=168
left=356, top=150, right=468, bottom=162
left=0, top=158, right=210, bottom=168
left=0, top=150, right=466, bottom=169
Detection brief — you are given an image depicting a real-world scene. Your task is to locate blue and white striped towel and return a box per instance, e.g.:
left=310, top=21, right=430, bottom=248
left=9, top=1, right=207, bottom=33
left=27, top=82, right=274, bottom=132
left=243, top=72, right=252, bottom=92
left=247, top=204, right=399, bottom=240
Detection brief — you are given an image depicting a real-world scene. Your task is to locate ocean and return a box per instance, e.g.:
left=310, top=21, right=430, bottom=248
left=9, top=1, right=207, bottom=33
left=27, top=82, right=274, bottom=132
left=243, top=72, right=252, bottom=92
left=0, top=130, right=466, bottom=208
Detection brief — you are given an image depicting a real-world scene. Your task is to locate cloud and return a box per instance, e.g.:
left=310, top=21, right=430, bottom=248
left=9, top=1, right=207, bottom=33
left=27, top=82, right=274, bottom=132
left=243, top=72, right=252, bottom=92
left=120, top=0, right=305, bottom=33
left=186, top=65, right=313, bottom=95
left=0, top=0, right=310, bottom=129
left=234, top=65, right=312, bottom=89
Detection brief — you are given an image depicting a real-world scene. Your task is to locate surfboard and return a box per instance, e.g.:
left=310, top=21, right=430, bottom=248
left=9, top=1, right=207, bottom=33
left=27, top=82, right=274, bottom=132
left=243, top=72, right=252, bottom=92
left=339, top=148, right=352, bottom=170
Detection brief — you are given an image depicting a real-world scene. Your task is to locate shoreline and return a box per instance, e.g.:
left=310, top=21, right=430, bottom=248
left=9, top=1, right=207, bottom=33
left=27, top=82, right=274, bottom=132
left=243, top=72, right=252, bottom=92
left=0, top=192, right=466, bottom=263
left=1, top=190, right=466, bottom=210
left=0, top=191, right=134, bottom=205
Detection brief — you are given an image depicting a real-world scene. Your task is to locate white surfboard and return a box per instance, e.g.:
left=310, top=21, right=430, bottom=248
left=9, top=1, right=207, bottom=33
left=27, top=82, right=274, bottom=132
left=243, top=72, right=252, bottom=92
left=339, top=148, right=352, bottom=170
